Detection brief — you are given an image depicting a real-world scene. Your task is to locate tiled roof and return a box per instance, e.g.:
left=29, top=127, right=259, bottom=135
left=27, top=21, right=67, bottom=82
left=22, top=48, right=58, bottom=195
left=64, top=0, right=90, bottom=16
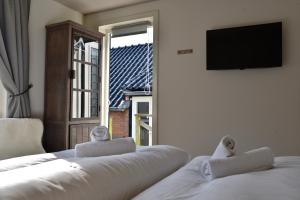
left=109, top=43, right=153, bottom=108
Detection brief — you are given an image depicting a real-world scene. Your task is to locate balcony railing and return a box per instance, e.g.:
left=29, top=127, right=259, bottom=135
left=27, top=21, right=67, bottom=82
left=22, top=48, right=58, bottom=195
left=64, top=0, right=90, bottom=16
left=135, top=114, right=152, bottom=146
left=108, top=113, right=152, bottom=145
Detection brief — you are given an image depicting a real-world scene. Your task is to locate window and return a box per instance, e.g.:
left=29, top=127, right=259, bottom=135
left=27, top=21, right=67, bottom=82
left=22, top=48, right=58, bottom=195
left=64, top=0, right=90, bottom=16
left=0, top=81, right=6, bottom=117
left=71, top=32, right=100, bottom=119
left=102, top=22, right=153, bottom=144
left=98, top=11, right=158, bottom=145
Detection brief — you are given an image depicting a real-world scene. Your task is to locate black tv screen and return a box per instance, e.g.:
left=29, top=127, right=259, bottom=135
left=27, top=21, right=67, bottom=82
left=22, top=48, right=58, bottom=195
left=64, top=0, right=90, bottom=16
left=206, top=22, right=282, bottom=70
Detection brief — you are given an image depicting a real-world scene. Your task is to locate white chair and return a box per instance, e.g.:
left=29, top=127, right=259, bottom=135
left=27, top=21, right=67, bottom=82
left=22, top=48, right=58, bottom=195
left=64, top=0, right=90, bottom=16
left=0, top=118, right=45, bottom=160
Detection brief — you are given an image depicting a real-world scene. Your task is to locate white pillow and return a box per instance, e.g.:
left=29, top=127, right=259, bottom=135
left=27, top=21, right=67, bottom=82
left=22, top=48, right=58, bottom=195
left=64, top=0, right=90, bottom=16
left=75, top=137, right=136, bottom=157
left=0, top=118, right=45, bottom=160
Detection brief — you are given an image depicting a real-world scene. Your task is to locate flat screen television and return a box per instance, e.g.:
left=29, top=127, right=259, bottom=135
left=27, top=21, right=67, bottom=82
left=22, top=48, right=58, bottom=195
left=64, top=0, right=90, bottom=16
left=206, top=22, right=282, bottom=70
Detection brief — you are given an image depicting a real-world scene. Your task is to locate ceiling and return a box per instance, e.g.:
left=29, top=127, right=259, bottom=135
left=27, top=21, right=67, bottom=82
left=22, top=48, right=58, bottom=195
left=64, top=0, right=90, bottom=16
left=53, top=0, right=157, bottom=14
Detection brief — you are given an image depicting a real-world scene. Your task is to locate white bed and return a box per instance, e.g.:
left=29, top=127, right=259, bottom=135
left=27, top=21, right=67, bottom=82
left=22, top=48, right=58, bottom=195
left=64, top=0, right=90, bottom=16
left=2, top=145, right=299, bottom=200
left=0, top=145, right=189, bottom=200
left=133, top=156, right=300, bottom=200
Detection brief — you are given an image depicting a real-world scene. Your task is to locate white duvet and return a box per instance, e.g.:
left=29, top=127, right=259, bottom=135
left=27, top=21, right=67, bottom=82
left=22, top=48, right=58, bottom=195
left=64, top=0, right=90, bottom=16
left=0, top=150, right=74, bottom=172
left=0, top=145, right=189, bottom=200
left=133, top=156, right=300, bottom=200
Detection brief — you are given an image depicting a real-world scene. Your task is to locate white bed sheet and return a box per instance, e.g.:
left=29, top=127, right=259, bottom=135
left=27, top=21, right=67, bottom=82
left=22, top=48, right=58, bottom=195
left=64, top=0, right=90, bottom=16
left=0, top=145, right=189, bottom=200
left=134, top=156, right=300, bottom=200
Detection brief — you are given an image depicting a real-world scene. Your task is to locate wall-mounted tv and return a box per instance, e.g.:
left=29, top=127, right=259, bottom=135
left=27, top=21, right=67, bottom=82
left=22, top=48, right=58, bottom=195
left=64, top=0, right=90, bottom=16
left=206, top=22, right=282, bottom=70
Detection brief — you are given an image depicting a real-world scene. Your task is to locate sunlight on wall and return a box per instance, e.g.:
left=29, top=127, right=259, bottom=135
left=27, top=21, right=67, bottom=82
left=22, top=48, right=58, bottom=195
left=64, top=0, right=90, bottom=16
left=0, top=81, right=6, bottom=117
left=111, top=27, right=153, bottom=48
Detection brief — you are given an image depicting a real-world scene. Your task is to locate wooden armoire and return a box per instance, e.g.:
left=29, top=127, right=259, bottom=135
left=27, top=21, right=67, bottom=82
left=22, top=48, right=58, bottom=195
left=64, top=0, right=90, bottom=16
left=44, top=21, right=103, bottom=152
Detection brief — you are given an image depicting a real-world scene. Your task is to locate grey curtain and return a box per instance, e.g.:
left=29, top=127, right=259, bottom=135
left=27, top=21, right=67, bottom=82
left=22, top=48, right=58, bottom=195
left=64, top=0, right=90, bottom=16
left=0, top=0, right=31, bottom=118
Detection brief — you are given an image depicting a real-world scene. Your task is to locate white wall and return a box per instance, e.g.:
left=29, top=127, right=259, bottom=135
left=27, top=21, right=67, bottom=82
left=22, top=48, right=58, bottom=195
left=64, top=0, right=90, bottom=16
left=29, top=0, right=83, bottom=118
left=85, top=0, right=300, bottom=157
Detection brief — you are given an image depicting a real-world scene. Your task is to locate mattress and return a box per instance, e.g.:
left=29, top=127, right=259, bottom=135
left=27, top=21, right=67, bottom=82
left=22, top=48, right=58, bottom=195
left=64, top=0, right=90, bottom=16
left=0, top=145, right=189, bottom=200
left=133, top=156, right=300, bottom=200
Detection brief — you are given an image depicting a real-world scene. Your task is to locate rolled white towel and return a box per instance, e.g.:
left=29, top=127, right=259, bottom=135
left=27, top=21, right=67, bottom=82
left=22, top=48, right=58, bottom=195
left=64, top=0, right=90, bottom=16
left=201, top=147, right=274, bottom=180
left=75, top=137, right=136, bottom=157
left=211, top=135, right=236, bottom=159
left=90, top=126, right=110, bottom=141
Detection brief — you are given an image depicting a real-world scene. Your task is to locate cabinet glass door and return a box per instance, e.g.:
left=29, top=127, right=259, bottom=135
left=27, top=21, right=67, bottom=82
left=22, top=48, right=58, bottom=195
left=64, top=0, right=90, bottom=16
left=71, top=32, right=100, bottom=119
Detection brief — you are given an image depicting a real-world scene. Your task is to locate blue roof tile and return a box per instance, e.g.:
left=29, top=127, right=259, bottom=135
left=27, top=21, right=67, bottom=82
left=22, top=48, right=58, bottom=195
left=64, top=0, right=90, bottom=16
left=109, top=43, right=153, bottom=108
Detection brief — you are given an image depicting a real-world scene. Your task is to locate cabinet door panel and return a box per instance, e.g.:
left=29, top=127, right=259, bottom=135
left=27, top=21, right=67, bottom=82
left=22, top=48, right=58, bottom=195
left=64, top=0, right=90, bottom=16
left=82, top=127, right=89, bottom=143
left=69, top=124, right=97, bottom=148
left=76, top=126, right=83, bottom=144
left=70, top=126, right=77, bottom=149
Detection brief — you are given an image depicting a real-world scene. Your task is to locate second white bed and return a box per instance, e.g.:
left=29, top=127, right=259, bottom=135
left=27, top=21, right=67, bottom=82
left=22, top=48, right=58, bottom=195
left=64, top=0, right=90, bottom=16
left=134, top=156, right=300, bottom=200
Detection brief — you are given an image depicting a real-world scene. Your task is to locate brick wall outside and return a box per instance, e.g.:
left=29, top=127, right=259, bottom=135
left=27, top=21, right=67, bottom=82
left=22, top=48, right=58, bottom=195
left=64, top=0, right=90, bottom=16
left=109, top=109, right=129, bottom=138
